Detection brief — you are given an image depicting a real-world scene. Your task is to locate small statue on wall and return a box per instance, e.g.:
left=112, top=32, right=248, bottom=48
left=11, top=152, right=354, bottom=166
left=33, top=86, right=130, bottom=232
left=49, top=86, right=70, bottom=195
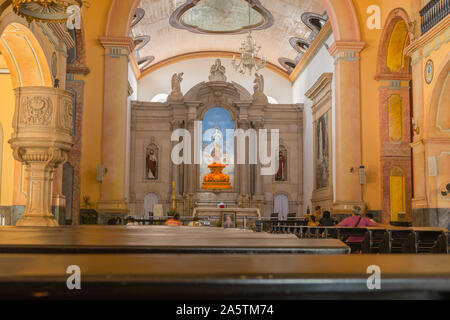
left=146, top=145, right=158, bottom=180
left=275, top=146, right=287, bottom=182
left=209, top=59, right=227, bottom=82
left=168, top=72, right=184, bottom=102
left=253, top=73, right=268, bottom=103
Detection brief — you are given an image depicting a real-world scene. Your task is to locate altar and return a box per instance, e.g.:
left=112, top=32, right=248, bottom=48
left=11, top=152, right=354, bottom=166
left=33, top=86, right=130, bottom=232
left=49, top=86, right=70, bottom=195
left=192, top=207, right=261, bottom=218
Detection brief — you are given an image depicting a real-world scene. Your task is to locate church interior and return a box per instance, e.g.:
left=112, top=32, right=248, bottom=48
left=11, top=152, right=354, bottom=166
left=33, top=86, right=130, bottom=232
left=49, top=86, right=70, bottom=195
left=0, top=0, right=449, bottom=300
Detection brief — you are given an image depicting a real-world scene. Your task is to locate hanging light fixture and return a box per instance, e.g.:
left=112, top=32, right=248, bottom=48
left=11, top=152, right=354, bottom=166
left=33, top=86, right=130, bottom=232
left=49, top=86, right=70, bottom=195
left=12, top=0, right=86, bottom=24
left=232, top=2, right=266, bottom=76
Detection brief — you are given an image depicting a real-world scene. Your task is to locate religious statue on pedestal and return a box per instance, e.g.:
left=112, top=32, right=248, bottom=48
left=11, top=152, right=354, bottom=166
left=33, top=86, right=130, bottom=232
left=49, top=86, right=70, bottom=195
left=146, top=145, right=158, bottom=180
left=202, top=126, right=232, bottom=190
left=209, top=59, right=227, bottom=82
left=168, top=72, right=184, bottom=102
left=253, top=73, right=268, bottom=103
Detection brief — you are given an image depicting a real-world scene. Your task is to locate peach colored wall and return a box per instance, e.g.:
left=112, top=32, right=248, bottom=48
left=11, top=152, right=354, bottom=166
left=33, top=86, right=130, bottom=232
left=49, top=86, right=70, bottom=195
left=76, top=1, right=112, bottom=207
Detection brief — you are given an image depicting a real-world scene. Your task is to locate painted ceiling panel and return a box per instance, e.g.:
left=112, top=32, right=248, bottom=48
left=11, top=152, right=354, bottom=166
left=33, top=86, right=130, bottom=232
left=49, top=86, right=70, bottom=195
left=132, top=0, right=324, bottom=69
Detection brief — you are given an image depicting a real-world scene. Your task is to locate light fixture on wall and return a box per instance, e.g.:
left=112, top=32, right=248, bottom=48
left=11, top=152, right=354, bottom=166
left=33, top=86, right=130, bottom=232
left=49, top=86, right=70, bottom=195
left=12, top=0, right=87, bottom=24
left=232, top=2, right=266, bottom=76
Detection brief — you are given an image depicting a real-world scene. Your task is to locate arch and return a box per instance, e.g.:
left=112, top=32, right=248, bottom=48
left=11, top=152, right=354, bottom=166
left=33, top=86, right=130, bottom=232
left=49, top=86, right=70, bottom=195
left=151, top=93, right=168, bottom=103
left=376, top=8, right=414, bottom=79
left=0, top=21, right=52, bottom=88
left=427, top=53, right=450, bottom=138
left=273, top=193, right=289, bottom=220
left=143, top=192, right=158, bottom=217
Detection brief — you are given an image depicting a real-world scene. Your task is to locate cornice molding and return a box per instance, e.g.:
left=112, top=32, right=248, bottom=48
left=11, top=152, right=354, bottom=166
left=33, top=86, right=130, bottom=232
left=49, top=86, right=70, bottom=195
left=305, top=72, right=333, bottom=100
left=405, top=16, right=450, bottom=56
left=139, top=51, right=290, bottom=81
left=289, top=21, right=332, bottom=82
left=98, top=36, right=134, bottom=52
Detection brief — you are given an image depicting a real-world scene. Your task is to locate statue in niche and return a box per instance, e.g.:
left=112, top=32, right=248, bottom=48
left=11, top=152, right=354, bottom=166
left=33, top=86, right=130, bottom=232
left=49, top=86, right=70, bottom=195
left=209, top=59, right=227, bottom=81
left=146, top=145, right=158, bottom=180
left=275, top=147, right=287, bottom=182
left=253, top=73, right=268, bottom=103
left=168, top=72, right=184, bottom=102
left=316, top=113, right=329, bottom=189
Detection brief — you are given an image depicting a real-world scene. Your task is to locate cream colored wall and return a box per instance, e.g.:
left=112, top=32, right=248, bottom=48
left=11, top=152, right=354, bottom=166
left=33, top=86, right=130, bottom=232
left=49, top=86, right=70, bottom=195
left=292, top=33, right=334, bottom=214
left=137, top=57, right=292, bottom=104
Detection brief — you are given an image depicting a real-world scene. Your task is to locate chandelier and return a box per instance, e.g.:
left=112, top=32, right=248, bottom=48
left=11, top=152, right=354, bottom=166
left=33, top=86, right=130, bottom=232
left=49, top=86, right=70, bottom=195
left=232, top=31, right=266, bottom=75
left=231, top=2, right=266, bottom=76
left=12, top=0, right=86, bottom=24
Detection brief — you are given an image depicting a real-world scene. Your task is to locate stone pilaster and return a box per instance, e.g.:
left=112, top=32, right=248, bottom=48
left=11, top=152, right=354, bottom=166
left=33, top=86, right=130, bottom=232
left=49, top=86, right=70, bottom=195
left=9, top=87, right=73, bottom=226
left=97, top=36, right=134, bottom=215
left=328, top=41, right=366, bottom=213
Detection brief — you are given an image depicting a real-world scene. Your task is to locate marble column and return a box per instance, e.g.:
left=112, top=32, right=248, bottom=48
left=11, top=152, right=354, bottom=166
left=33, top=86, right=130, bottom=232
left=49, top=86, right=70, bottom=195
left=97, top=36, right=134, bottom=215
left=252, top=120, right=265, bottom=213
left=328, top=41, right=366, bottom=213
left=9, top=87, right=73, bottom=226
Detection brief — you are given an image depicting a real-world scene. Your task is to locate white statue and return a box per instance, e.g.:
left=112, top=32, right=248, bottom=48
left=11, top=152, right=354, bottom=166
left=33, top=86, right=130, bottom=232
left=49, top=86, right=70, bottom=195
left=209, top=59, right=227, bottom=82
left=168, top=72, right=184, bottom=102
left=253, top=73, right=268, bottom=103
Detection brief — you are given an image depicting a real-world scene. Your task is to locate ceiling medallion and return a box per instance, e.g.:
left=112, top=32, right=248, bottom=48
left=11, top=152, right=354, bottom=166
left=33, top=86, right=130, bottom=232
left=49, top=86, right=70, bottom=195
left=170, top=0, right=273, bottom=35
left=12, top=0, right=86, bottom=24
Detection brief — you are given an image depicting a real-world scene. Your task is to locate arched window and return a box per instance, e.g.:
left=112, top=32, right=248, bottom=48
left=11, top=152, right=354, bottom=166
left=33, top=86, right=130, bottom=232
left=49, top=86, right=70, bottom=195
left=274, top=194, right=289, bottom=220
left=151, top=93, right=168, bottom=103
left=268, top=96, right=278, bottom=104
left=144, top=193, right=159, bottom=218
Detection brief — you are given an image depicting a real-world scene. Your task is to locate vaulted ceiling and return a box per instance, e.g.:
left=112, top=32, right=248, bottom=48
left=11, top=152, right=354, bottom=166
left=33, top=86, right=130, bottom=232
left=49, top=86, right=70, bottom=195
left=131, top=0, right=325, bottom=74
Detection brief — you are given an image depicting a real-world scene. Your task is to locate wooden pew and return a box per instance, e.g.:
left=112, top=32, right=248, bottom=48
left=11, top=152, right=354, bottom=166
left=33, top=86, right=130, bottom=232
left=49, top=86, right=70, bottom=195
left=408, top=228, right=447, bottom=254
left=379, top=228, right=412, bottom=253
left=0, top=226, right=350, bottom=255
left=432, top=232, right=449, bottom=254
left=1, top=254, right=449, bottom=299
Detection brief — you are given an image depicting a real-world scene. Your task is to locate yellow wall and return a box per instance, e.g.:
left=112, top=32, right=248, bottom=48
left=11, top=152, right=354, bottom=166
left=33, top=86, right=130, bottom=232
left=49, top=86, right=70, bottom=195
left=0, top=54, right=16, bottom=206
left=76, top=0, right=112, bottom=207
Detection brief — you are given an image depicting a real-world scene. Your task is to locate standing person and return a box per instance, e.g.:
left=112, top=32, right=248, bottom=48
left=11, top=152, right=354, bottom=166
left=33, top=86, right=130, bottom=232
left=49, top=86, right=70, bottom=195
left=165, top=213, right=182, bottom=226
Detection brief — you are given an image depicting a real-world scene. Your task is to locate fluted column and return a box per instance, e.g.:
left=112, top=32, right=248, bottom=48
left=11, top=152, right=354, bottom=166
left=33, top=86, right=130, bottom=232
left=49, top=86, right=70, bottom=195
left=97, top=36, right=134, bottom=214
left=238, top=118, right=250, bottom=206
left=9, top=87, right=73, bottom=226
left=328, top=41, right=366, bottom=213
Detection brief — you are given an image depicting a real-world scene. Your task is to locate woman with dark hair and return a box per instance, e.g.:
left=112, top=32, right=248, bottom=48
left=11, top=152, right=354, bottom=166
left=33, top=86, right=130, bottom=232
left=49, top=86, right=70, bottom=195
left=319, top=211, right=335, bottom=226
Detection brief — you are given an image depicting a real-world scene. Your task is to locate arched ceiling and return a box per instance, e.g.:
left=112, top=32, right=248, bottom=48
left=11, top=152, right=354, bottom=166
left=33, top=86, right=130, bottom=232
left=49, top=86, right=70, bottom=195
left=132, top=0, right=325, bottom=72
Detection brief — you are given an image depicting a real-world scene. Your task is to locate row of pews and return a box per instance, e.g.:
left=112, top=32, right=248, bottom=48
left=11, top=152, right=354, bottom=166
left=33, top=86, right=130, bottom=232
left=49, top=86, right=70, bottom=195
left=263, top=220, right=449, bottom=254
left=0, top=225, right=448, bottom=299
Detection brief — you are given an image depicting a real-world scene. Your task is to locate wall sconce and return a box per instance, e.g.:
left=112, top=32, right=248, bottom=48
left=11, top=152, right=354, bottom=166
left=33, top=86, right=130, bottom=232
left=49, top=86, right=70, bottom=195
left=412, top=118, right=420, bottom=136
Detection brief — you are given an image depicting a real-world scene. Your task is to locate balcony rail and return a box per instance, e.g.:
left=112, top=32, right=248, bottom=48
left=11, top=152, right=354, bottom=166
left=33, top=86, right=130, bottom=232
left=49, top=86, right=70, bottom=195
left=420, top=0, right=450, bottom=35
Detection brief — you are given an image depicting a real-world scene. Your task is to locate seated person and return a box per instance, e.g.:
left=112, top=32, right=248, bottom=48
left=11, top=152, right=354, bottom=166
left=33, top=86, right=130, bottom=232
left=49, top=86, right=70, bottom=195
left=165, top=213, right=182, bottom=226
left=188, top=216, right=201, bottom=227
left=307, top=215, right=319, bottom=226
left=338, top=206, right=382, bottom=252
left=319, top=211, right=335, bottom=226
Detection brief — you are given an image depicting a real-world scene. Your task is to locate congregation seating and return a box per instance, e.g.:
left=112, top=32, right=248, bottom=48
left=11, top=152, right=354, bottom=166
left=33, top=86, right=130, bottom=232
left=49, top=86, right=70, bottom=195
left=265, top=224, right=449, bottom=254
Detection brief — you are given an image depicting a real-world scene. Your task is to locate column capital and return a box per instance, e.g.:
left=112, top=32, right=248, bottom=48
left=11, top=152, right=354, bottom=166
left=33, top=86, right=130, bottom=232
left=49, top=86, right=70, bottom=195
left=99, top=36, right=134, bottom=55
left=328, top=41, right=366, bottom=64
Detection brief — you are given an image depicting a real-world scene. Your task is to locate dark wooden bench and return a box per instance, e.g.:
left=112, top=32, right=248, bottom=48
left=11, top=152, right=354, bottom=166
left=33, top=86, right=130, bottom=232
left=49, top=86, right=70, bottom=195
left=379, top=228, right=412, bottom=253
left=0, top=226, right=349, bottom=255
left=432, top=231, right=449, bottom=254
left=1, top=254, right=449, bottom=299
left=408, top=228, right=447, bottom=254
